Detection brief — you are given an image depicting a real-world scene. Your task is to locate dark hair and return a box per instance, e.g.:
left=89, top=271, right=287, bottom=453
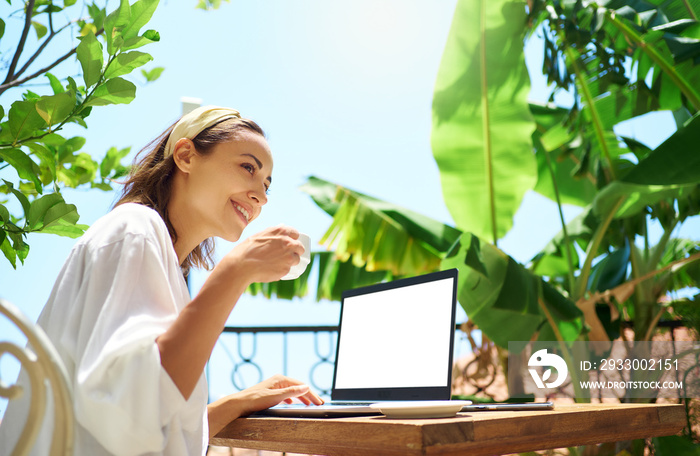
left=115, top=116, right=266, bottom=273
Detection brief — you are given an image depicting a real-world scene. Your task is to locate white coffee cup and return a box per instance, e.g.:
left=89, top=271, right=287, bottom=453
left=281, top=233, right=311, bottom=280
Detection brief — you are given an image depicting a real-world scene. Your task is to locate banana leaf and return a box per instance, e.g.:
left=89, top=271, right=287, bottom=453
left=622, top=113, right=700, bottom=185
left=594, top=181, right=695, bottom=220
left=431, top=0, right=536, bottom=244
left=301, top=176, right=462, bottom=274
left=593, top=112, right=700, bottom=219
left=442, top=232, right=583, bottom=348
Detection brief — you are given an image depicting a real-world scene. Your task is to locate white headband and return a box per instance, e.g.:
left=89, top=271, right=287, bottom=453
left=163, top=105, right=241, bottom=157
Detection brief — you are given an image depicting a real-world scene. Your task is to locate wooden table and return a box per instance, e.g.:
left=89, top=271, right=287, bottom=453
left=211, top=403, right=686, bottom=456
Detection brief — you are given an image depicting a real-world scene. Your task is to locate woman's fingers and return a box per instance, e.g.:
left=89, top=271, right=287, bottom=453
left=262, top=375, right=324, bottom=406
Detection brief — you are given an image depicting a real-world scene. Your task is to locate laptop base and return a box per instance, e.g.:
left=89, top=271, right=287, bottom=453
left=253, top=403, right=381, bottom=418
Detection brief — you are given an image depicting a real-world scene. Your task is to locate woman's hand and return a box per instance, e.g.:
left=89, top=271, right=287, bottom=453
left=233, top=374, right=325, bottom=413
left=224, top=225, right=305, bottom=284
left=207, top=374, right=324, bottom=437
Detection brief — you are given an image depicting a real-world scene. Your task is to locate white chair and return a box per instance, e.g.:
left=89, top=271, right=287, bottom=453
left=0, top=299, right=74, bottom=456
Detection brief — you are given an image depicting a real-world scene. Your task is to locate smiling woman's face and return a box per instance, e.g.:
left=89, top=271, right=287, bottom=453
left=176, top=129, right=273, bottom=243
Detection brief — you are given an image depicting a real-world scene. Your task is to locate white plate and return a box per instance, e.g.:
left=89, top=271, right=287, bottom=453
left=369, top=400, right=472, bottom=419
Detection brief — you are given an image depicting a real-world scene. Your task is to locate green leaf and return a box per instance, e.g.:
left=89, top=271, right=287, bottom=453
left=76, top=31, right=104, bottom=88
left=24, top=141, right=56, bottom=181
left=42, top=202, right=80, bottom=229
left=104, top=51, right=153, bottom=80
left=534, top=147, right=597, bottom=208
left=121, top=30, right=160, bottom=51
left=6, top=99, right=48, bottom=144
left=122, top=0, right=160, bottom=40
left=587, top=244, right=630, bottom=292
left=39, top=133, right=66, bottom=147
left=38, top=219, right=87, bottom=238
left=197, top=0, right=230, bottom=10
left=27, top=192, right=64, bottom=230
left=91, top=182, right=113, bottom=191
left=27, top=193, right=79, bottom=231
left=45, top=72, right=65, bottom=94
left=538, top=123, right=574, bottom=153
left=99, top=146, right=131, bottom=178
left=141, top=66, right=164, bottom=82
left=31, top=21, right=47, bottom=39
left=592, top=83, right=660, bottom=130
left=63, top=136, right=87, bottom=154
left=299, top=176, right=343, bottom=215
left=86, top=78, right=136, bottom=106
left=0, top=204, right=8, bottom=223
left=593, top=181, right=695, bottom=220
left=35, top=92, right=76, bottom=129
left=463, top=234, right=488, bottom=277
left=2, top=179, right=30, bottom=217
left=8, top=231, right=29, bottom=265
left=142, top=29, right=160, bottom=41
left=622, top=113, right=700, bottom=185
left=0, top=235, right=17, bottom=269
left=0, top=148, right=43, bottom=192
left=87, top=3, right=106, bottom=30
left=57, top=152, right=98, bottom=187
left=431, top=0, right=536, bottom=243
left=0, top=18, right=5, bottom=40
left=104, top=0, right=131, bottom=54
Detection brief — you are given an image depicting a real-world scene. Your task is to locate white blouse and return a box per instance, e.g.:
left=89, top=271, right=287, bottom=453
left=0, top=203, right=208, bottom=456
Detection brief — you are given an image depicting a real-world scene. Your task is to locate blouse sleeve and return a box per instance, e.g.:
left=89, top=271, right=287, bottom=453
left=67, top=230, right=190, bottom=455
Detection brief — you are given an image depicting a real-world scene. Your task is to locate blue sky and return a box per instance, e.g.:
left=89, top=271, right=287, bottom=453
left=1, top=0, right=697, bottom=402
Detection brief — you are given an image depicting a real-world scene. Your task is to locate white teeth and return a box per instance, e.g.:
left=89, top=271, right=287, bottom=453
left=234, top=203, right=250, bottom=222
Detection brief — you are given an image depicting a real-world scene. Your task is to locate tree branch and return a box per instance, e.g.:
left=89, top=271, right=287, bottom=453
left=0, top=28, right=104, bottom=96
left=14, top=21, right=74, bottom=80
left=0, top=47, right=75, bottom=95
left=4, top=0, right=37, bottom=85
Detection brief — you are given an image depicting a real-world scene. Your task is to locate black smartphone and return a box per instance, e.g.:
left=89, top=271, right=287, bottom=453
left=461, top=401, right=555, bottom=412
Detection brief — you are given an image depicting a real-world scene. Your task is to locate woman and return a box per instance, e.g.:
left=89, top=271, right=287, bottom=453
left=0, top=106, right=323, bottom=456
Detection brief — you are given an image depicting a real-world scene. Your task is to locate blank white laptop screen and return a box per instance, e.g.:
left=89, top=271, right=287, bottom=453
left=255, top=269, right=458, bottom=415
left=333, top=276, right=455, bottom=390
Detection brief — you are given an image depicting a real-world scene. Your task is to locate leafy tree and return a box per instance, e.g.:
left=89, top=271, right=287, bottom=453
left=524, top=0, right=700, bottom=344
left=0, top=0, right=163, bottom=268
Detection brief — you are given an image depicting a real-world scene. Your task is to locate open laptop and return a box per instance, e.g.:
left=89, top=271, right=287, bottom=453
left=257, top=268, right=459, bottom=417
